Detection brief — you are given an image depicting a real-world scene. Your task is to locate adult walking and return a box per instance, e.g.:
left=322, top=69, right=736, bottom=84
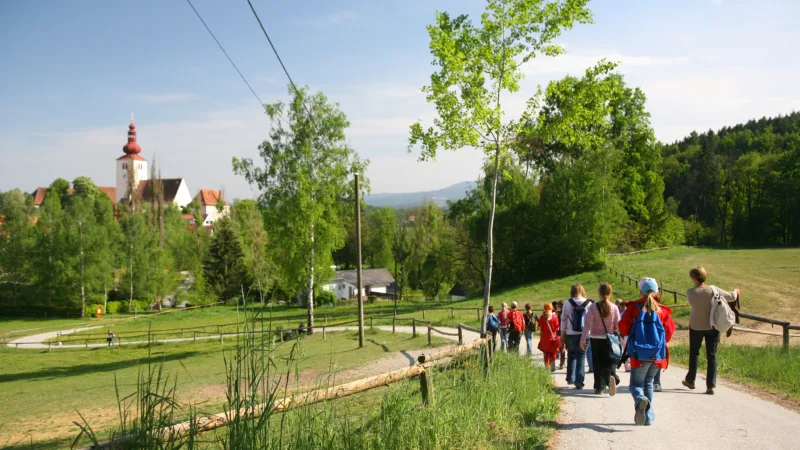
left=523, top=303, right=537, bottom=355
left=683, top=266, right=740, bottom=395
left=497, top=303, right=510, bottom=352
left=538, top=302, right=561, bottom=371
left=561, top=284, right=592, bottom=389
left=581, top=283, right=621, bottom=396
left=620, top=278, right=676, bottom=426
left=506, top=302, right=525, bottom=352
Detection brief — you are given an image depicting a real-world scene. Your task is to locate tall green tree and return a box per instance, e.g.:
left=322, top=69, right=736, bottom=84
left=0, top=190, right=33, bottom=309
left=203, top=217, right=250, bottom=301
left=408, top=0, right=592, bottom=334
left=34, top=190, right=65, bottom=309
left=233, top=86, right=367, bottom=331
left=365, top=207, right=396, bottom=269
left=232, top=200, right=275, bottom=304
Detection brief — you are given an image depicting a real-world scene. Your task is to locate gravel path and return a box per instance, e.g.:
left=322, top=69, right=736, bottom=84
left=11, top=324, right=798, bottom=449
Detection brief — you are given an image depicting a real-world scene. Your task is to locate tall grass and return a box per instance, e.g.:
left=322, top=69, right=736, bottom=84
left=670, top=344, right=800, bottom=398
left=73, top=307, right=560, bottom=449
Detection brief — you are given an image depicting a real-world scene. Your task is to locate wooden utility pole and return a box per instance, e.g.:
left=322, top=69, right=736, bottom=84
left=355, top=174, right=365, bottom=348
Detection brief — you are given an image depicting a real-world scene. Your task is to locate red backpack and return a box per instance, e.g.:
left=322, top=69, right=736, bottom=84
left=508, top=310, right=525, bottom=332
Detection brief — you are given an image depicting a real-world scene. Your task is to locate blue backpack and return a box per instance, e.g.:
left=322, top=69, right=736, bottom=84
left=628, top=303, right=667, bottom=362
left=568, top=298, right=593, bottom=332
left=486, top=314, right=500, bottom=333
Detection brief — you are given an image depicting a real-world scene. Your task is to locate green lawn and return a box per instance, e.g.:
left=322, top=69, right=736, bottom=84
left=608, top=247, right=800, bottom=322
left=670, top=344, right=800, bottom=400
left=0, top=329, right=446, bottom=449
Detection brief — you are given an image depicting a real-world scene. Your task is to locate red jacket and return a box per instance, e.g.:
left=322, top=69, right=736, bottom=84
left=507, top=309, right=525, bottom=332
left=619, top=297, right=676, bottom=369
left=538, top=314, right=559, bottom=343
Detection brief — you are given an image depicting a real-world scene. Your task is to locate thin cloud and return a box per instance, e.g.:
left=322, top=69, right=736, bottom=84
left=524, top=52, right=689, bottom=76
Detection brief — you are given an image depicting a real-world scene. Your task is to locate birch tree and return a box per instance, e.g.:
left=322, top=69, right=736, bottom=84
left=408, top=0, right=592, bottom=334
left=234, top=86, right=367, bottom=333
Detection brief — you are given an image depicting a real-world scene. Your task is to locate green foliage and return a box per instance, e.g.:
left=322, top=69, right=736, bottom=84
left=106, top=300, right=126, bottom=314
left=203, top=218, right=250, bottom=302
left=364, top=206, right=396, bottom=269
left=316, top=289, right=337, bottom=306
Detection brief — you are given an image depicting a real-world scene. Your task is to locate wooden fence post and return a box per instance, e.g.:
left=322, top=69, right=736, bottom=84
left=487, top=334, right=493, bottom=359
left=220, top=333, right=224, bottom=345
left=451, top=308, right=454, bottom=318
left=323, top=327, right=327, bottom=340
left=15, top=343, right=18, bottom=352
left=422, top=307, right=426, bottom=320
left=370, top=317, right=374, bottom=328
left=392, top=317, right=396, bottom=334
left=194, top=331, right=197, bottom=342
left=419, top=366, right=434, bottom=407
left=674, top=291, right=678, bottom=304
left=482, top=343, right=490, bottom=378
left=783, top=324, right=790, bottom=349
left=458, top=325, right=463, bottom=345
left=412, top=320, right=417, bottom=338
left=48, top=342, right=51, bottom=352
left=85, top=339, right=88, bottom=349
left=477, top=309, right=481, bottom=322
left=427, top=324, right=432, bottom=346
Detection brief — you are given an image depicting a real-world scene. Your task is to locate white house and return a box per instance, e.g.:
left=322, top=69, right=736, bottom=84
left=194, top=189, right=230, bottom=226
left=136, top=178, right=192, bottom=209
left=322, top=268, right=395, bottom=300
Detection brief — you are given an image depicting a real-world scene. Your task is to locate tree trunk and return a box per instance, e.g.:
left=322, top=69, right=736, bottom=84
left=104, top=283, right=108, bottom=314
left=81, top=284, right=86, bottom=318
left=480, top=145, right=501, bottom=336
left=128, top=245, right=134, bottom=312
left=307, top=232, right=315, bottom=334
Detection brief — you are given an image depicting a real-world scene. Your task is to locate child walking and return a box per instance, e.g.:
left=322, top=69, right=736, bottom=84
left=580, top=283, right=620, bottom=396
left=538, top=302, right=561, bottom=372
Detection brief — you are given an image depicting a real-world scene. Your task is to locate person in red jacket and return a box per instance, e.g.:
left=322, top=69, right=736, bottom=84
left=506, top=302, right=525, bottom=352
left=619, top=278, right=676, bottom=426
left=538, top=302, right=561, bottom=372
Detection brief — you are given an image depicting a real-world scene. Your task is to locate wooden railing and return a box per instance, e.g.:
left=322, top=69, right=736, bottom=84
left=604, top=263, right=799, bottom=348
left=78, top=329, right=493, bottom=449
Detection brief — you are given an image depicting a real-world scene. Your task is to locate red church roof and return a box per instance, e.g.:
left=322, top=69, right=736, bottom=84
left=195, top=189, right=227, bottom=206
left=123, top=121, right=142, bottom=156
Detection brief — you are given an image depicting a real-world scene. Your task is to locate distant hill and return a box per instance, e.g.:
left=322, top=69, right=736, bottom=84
left=365, top=181, right=474, bottom=209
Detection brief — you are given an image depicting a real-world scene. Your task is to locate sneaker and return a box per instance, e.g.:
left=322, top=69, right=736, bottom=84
left=594, top=389, right=603, bottom=395
left=706, top=388, right=715, bottom=395
left=609, top=377, right=617, bottom=397
left=654, top=384, right=663, bottom=393
left=587, top=370, right=594, bottom=374
left=682, top=380, right=696, bottom=390
left=559, top=364, right=565, bottom=370
left=575, top=384, right=584, bottom=390
left=566, top=380, right=574, bottom=385
left=550, top=364, right=556, bottom=373
left=634, top=398, right=650, bottom=425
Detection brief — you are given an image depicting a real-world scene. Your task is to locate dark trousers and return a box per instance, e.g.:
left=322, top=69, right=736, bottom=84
left=508, top=331, right=522, bottom=352
left=686, top=328, right=720, bottom=388
left=590, top=338, right=617, bottom=391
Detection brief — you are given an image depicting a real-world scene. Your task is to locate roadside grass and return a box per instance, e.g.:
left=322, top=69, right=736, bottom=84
left=670, top=344, right=800, bottom=400
left=608, top=247, right=800, bottom=321
left=0, top=329, right=446, bottom=448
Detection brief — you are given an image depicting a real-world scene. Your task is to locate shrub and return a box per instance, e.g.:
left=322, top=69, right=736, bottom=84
left=106, top=301, right=126, bottom=315
left=315, top=290, right=337, bottom=307
left=368, top=295, right=377, bottom=304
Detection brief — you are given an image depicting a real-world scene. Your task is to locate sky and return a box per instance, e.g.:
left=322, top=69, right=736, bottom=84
left=1, top=0, right=799, bottom=199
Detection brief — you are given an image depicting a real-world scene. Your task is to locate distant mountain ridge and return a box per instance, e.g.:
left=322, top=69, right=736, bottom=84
left=365, top=181, right=474, bottom=209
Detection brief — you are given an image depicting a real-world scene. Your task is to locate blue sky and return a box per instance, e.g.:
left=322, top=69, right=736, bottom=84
left=1, top=0, right=799, bottom=199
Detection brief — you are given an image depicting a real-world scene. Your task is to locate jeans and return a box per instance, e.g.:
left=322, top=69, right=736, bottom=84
left=499, top=327, right=509, bottom=352
left=586, top=344, right=594, bottom=371
left=524, top=330, right=534, bottom=355
left=508, top=331, right=522, bottom=352
left=686, top=328, right=720, bottom=388
left=654, top=369, right=661, bottom=386
left=589, top=338, right=617, bottom=391
left=565, top=335, right=586, bottom=387
left=630, top=362, right=659, bottom=425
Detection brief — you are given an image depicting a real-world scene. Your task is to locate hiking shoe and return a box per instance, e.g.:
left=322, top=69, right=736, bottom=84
left=609, top=376, right=617, bottom=397
left=566, top=380, right=574, bottom=385
left=594, top=389, right=603, bottom=395
left=706, top=388, right=715, bottom=395
left=559, top=364, right=565, bottom=370
left=654, top=384, right=663, bottom=393
left=682, top=380, right=696, bottom=390
left=550, top=364, right=556, bottom=373
left=575, top=384, right=584, bottom=390
left=634, top=398, right=650, bottom=425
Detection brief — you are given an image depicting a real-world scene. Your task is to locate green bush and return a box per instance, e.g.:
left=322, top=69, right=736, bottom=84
left=106, top=301, right=126, bottom=314
left=315, top=290, right=337, bottom=307
left=367, top=295, right=377, bottom=304
left=127, top=300, right=150, bottom=312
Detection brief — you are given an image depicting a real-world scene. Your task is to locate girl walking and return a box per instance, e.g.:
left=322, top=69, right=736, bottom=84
left=619, top=278, right=676, bottom=426
left=497, top=303, right=510, bottom=352
left=523, top=303, right=538, bottom=355
left=538, top=302, right=561, bottom=372
left=581, top=283, right=621, bottom=395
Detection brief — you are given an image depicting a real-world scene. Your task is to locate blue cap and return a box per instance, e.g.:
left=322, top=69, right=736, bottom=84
left=638, top=277, right=659, bottom=294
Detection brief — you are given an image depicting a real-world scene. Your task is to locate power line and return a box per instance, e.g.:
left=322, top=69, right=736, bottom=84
left=185, top=0, right=265, bottom=110
left=246, top=0, right=317, bottom=127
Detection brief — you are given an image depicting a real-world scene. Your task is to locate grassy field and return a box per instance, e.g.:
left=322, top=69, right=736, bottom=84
left=0, top=328, right=447, bottom=448
left=670, top=344, right=800, bottom=401
left=608, top=247, right=800, bottom=322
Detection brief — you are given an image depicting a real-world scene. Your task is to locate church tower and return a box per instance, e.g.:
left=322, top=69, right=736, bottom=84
left=116, top=113, right=149, bottom=203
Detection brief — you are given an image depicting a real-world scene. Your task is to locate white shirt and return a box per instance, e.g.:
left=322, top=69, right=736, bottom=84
left=561, top=297, right=587, bottom=336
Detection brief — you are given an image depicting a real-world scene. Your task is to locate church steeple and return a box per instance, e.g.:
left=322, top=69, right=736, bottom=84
left=123, top=112, right=142, bottom=156
left=116, top=113, right=149, bottom=203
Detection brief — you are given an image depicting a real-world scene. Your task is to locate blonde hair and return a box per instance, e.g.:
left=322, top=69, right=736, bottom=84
left=570, top=284, right=587, bottom=299
left=642, top=291, right=661, bottom=313
left=501, top=302, right=508, bottom=311
left=690, top=266, right=707, bottom=284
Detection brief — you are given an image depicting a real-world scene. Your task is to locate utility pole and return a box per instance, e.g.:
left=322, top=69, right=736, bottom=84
left=355, top=174, right=365, bottom=348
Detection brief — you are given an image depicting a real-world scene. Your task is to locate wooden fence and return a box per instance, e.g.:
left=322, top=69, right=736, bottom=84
left=604, top=263, right=799, bottom=348
left=79, top=326, right=492, bottom=449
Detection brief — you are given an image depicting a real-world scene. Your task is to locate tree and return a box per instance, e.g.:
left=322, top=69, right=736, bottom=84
left=203, top=217, right=250, bottom=301
left=0, top=190, right=33, bottom=309
left=231, top=200, right=275, bottom=304
left=365, top=207, right=396, bottom=269
left=391, top=223, right=411, bottom=313
left=33, top=190, right=65, bottom=309
left=408, top=0, right=592, bottom=334
left=233, top=86, right=367, bottom=332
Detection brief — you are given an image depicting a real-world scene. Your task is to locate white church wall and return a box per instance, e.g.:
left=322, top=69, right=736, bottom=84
left=174, top=180, right=192, bottom=208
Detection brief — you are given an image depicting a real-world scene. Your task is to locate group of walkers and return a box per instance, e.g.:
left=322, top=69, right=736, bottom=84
left=486, top=266, right=739, bottom=426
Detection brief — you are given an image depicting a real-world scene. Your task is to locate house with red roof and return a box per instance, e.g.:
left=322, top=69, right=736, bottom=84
left=193, top=189, right=230, bottom=226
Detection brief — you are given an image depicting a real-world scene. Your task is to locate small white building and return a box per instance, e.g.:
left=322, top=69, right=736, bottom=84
left=136, top=178, right=192, bottom=209
left=322, top=268, right=395, bottom=300
left=194, top=189, right=230, bottom=226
